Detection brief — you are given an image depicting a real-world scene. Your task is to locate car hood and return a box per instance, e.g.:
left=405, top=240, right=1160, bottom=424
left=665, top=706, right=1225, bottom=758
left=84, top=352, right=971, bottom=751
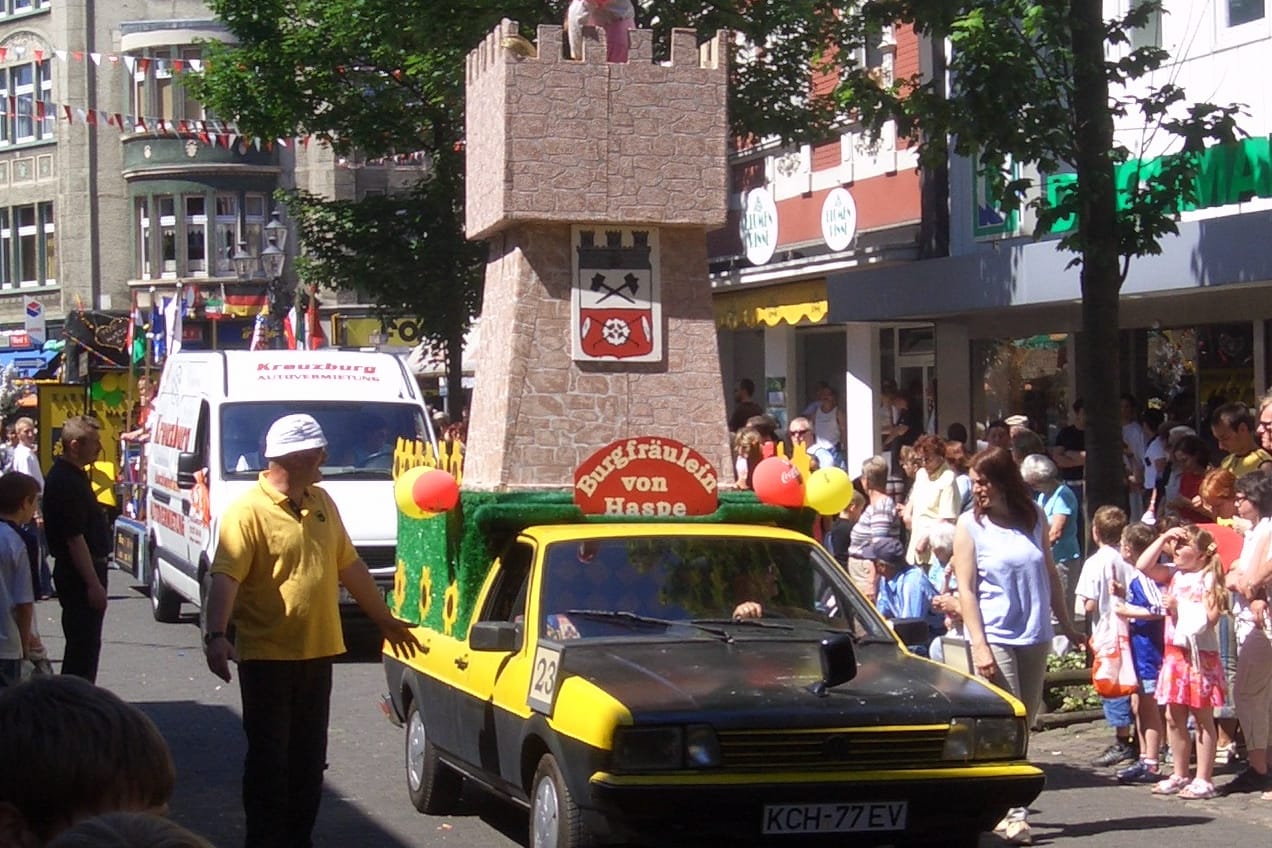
left=557, top=638, right=1017, bottom=726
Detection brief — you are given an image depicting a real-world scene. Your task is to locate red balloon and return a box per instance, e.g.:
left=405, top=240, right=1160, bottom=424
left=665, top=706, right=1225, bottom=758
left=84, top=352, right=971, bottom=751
left=751, top=457, right=805, bottom=508
left=412, top=469, right=460, bottom=513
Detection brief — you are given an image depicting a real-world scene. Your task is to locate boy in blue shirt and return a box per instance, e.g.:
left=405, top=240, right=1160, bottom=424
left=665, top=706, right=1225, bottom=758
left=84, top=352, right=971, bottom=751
left=1113, top=521, right=1170, bottom=783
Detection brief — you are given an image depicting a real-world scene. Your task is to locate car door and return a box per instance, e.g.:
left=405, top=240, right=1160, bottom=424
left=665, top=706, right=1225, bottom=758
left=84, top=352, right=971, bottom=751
left=453, top=539, right=535, bottom=785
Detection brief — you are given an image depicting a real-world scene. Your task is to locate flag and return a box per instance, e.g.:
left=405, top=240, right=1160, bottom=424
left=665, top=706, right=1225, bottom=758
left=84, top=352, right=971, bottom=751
left=164, top=293, right=183, bottom=357
left=282, top=305, right=299, bottom=350
left=150, top=299, right=167, bottom=360
left=305, top=288, right=327, bottom=349
left=249, top=306, right=270, bottom=351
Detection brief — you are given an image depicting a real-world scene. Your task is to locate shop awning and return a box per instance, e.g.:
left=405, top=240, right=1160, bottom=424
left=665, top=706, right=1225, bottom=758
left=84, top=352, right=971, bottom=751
left=713, top=279, right=828, bottom=329
left=0, top=348, right=58, bottom=378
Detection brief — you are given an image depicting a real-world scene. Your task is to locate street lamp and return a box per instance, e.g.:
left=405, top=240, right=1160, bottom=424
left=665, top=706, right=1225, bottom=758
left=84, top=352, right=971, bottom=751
left=232, top=211, right=291, bottom=348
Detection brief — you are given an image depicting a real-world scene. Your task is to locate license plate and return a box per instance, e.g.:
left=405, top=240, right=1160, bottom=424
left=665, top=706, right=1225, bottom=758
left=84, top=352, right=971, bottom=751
left=762, top=802, right=907, bottom=834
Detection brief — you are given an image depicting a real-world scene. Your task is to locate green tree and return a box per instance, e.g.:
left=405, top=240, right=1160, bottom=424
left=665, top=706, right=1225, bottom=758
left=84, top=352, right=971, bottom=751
left=192, top=0, right=873, bottom=420
left=834, top=0, right=1242, bottom=511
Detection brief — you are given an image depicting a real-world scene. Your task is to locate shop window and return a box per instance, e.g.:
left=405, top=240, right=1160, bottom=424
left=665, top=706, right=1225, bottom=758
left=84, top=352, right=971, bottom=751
left=4, top=0, right=50, bottom=15
left=1229, top=0, right=1264, bottom=27
left=973, top=335, right=1070, bottom=439
left=136, top=191, right=270, bottom=279
left=131, top=46, right=207, bottom=121
left=0, top=202, right=54, bottom=288
left=137, top=198, right=151, bottom=279
left=185, top=195, right=207, bottom=276
left=0, top=59, right=53, bottom=145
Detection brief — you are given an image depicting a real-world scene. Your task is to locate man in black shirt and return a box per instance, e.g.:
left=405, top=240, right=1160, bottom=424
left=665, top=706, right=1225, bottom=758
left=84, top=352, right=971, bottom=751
left=43, top=416, right=111, bottom=682
left=728, top=378, right=764, bottom=434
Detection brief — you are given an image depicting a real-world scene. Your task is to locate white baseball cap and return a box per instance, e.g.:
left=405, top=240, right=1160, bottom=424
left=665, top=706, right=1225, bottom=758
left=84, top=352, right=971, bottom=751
left=264, top=414, right=328, bottom=459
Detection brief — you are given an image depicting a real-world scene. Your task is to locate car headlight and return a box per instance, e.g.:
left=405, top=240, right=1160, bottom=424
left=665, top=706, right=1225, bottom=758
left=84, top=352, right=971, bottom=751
left=685, top=724, right=721, bottom=768
left=612, top=727, right=683, bottom=771
left=942, top=717, right=1027, bottom=762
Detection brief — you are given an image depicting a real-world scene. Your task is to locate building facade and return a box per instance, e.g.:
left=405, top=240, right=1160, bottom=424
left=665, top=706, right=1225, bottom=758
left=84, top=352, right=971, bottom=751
left=721, top=1, right=1272, bottom=462
left=0, top=0, right=419, bottom=359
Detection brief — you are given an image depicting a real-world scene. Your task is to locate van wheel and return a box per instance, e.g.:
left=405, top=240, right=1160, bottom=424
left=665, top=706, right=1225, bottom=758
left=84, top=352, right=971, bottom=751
left=149, top=562, right=182, bottom=623
left=531, top=753, right=593, bottom=848
left=406, top=698, right=461, bottom=814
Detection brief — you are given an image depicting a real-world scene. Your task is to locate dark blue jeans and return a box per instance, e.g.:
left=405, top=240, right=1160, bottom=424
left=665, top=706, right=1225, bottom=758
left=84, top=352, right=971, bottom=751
left=238, top=657, right=334, bottom=848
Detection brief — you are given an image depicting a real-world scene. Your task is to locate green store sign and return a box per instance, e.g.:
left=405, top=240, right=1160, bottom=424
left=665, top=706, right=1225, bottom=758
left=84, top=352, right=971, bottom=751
left=1045, top=135, right=1272, bottom=233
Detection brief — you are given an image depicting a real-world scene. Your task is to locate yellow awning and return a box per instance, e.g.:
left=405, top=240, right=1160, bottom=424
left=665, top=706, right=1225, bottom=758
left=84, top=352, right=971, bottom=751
left=713, top=279, right=828, bottom=329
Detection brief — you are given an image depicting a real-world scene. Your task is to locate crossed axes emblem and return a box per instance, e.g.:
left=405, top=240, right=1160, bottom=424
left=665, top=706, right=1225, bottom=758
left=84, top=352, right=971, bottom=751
left=590, top=272, right=640, bottom=303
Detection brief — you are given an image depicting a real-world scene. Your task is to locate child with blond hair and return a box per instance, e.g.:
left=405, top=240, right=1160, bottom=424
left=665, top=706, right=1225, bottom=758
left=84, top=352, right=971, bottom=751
left=1136, top=524, right=1229, bottom=799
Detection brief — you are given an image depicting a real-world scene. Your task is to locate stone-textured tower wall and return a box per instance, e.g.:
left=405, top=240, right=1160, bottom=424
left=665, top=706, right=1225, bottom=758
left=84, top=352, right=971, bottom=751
left=465, top=21, right=729, bottom=238
left=463, top=22, right=732, bottom=491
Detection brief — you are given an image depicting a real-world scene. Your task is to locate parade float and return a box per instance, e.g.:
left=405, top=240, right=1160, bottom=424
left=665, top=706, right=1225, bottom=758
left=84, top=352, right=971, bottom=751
left=378, top=21, right=1043, bottom=848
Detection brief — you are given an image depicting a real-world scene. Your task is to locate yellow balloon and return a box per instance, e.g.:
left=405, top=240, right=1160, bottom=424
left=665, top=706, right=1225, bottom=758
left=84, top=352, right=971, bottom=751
left=804, top=467, right=854, bottom=515
left=100, top=373, right=120, bottom=392
left=394, top=466, right=435, bottom=520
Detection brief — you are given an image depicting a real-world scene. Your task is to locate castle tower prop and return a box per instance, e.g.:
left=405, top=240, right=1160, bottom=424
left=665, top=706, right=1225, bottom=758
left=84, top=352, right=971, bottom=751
left=462, top=20, right=731, bottom=490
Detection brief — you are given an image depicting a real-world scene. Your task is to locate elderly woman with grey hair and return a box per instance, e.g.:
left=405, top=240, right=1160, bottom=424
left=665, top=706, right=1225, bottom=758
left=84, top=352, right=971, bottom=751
left=1020, top=453, right=1083, bottom=626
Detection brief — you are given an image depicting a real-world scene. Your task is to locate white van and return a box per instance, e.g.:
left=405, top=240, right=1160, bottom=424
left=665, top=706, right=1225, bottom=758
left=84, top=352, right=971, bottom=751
left=143, top=349, right=437, bottom=624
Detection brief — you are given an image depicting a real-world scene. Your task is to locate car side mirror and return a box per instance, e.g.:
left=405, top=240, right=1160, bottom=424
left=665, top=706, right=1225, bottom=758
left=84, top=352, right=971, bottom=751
left=470, top=621, right=521, bottom=653
left=176, top=451, right=202, bottom=489
left=891, top=618, right=931, bottom=651
left=809, top=633, right=857, bottom=697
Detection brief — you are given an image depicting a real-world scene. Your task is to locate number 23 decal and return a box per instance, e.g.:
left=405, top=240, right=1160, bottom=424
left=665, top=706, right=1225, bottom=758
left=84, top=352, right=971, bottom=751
left=528, top=644, right=563, bottom=714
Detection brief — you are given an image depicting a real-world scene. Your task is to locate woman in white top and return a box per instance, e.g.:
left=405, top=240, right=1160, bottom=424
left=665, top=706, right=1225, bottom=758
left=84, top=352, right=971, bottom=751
left=810, top=385, right=847, bottom=468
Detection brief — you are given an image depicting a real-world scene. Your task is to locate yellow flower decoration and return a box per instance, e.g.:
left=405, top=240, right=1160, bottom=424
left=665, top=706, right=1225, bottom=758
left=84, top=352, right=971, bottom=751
left=392, top=560, right=407, bottom=614
left=419, top=566, right=433, bottom=622
left=442, top=581, right=460, bottom=636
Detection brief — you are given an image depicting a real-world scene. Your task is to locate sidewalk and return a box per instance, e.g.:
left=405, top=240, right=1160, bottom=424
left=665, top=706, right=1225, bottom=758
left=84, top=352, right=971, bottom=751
left=1030, top=717, right=1272, bottom=833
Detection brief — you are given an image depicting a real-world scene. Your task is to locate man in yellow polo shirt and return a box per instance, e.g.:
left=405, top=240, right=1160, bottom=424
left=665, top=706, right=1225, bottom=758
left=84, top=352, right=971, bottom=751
left=202, top=413, right=418, bottom=848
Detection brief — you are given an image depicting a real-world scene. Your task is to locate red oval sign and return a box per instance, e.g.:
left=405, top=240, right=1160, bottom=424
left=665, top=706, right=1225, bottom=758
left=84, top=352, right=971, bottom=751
left=573, top=437, right=718, bottom=517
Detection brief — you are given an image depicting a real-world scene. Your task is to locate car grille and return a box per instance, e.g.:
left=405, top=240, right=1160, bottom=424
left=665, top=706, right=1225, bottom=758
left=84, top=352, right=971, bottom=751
left=716, top=726, right=949, bottom=771
left=357, top=546, right=397, bottom=572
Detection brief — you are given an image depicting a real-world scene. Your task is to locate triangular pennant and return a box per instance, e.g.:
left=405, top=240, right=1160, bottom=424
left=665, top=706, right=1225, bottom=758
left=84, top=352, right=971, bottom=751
left=301, top=135, right=311, bottom=149
left=13, top=46, right=25, bottom=59
left=89, top=53, right=102, bottom=66
left=85, top=109, right=98, bottom=126
left=55, top=50, right=68, bottom=62
left=137, top=57, right=150, bottom=73
left=135, top=116, right=147, bottom=133
left=172, top=59, right=184, bottom=72
left=107, top=54, right=120, bottom=65
left=0, top=48, right=7, bottom=62
left=62, top=105, right=72, bottom=123
left=112, top=112, right=123, bottom=128
left=123, top=56, right=136, bottom=73
left=74, top=107, right=87, bottom=123
left=276, top=138, right=287, bottom=148
left=189, top=58, right=203, bottom=72
left=33, top=50, right=43, bottom=61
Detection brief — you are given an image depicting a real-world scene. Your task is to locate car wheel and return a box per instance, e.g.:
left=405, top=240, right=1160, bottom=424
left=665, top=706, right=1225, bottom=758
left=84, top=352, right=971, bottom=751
left=149, top=561, right=182, bottom=623
left=405, top=698, right=461, bottom=814
left=531, top=753, right=593, bottom=848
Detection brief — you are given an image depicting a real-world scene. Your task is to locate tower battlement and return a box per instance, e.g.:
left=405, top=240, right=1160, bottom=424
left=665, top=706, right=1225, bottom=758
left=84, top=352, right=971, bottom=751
left=465, top=20, right=729, bottom=240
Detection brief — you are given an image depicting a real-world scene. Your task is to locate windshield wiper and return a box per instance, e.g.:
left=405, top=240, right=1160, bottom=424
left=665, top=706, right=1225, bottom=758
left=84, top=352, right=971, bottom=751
left=692, top=617, right=795, bottom=631
left=566, top=610, right=734, bottom=642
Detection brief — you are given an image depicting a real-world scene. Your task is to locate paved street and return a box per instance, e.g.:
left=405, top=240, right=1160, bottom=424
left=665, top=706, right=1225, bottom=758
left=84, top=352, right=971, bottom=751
left=27, top=570, right=1272, bottom=847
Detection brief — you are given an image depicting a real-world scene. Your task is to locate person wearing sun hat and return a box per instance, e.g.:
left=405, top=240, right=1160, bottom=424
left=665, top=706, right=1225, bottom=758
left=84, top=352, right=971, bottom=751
left=202, top=413, right=420, bottom=848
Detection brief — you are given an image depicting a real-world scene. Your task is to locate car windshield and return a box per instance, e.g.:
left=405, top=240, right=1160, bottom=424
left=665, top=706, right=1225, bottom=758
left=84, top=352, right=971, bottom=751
left=220, top=401, right=429, bottom=478
left=537, top=535, right=889, bottom=642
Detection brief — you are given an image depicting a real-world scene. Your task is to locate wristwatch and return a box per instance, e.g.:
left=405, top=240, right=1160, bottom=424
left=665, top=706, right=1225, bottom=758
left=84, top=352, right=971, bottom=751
left=203, top=631, right=226, bottom=646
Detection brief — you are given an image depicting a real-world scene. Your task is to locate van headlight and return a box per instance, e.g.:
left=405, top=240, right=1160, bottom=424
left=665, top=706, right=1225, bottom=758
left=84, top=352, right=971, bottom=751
left=942, top=717, right=1027, bottom=762
left=611, top=724, right=721, bottom=771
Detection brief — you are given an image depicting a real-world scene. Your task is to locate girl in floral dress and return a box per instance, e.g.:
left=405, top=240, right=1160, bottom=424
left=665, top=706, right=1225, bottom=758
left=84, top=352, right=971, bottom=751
left=1135, top=524, right=1228, bottom=799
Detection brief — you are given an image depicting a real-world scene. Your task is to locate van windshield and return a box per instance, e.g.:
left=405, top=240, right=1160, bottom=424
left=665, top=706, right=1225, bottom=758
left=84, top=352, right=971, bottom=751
left=221, top=402, right=431, bottom=478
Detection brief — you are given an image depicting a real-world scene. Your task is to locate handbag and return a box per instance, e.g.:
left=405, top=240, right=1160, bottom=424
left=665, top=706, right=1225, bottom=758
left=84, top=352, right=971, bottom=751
left=1091, top=612, right=1138, bottom=698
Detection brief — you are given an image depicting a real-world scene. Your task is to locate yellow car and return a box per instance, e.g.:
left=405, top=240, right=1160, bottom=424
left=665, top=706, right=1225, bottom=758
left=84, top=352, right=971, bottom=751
left=382, top=523, right=1044, bottom=847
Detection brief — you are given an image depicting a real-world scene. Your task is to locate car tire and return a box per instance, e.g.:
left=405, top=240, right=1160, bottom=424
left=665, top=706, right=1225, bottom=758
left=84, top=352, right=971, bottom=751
left=149, top=561, right=182, bottom=623
left=530, top=753, right=593, bottom=848
left=405, top=698, right=461, bottom=814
